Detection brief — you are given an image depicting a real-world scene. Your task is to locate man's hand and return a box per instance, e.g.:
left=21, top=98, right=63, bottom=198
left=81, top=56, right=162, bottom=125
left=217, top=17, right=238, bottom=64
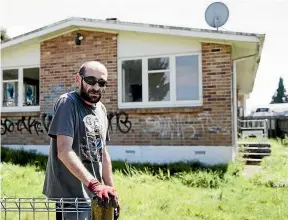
left=88, top=179, right=119, bottom=209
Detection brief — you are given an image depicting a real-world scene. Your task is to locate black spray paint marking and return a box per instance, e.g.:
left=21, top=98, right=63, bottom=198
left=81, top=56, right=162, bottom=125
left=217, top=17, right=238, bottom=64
left=1, top=110, right=133, bottom=136
left=1, top=117, right=43, bottom=135
left=107, top=111, right=133, bottom=133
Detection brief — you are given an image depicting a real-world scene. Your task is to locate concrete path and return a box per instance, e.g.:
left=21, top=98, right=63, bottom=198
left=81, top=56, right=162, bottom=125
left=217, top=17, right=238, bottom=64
left=242, top=165, right=262, bottom=179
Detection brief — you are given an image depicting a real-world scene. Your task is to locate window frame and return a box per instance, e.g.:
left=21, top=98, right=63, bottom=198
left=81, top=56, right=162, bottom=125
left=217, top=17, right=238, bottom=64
left=1, top=65, right=40, bottom=113
left=118, top=52, right=203, bottom=109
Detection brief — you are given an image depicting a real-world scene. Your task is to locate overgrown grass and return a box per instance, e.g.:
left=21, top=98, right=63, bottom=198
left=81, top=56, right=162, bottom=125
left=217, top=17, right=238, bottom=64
left=1, top=139, right=288, bottom=219
left=250, top=138, right=288, bottom=188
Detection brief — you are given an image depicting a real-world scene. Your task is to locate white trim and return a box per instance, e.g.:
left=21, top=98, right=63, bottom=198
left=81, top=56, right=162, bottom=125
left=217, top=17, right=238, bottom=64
left=1, top=106, right=40, bottom=113
left=1, top=64, right=41, bottom=69
left=118, top=52, right=203, bottom=109
left=0, top=69, right=3, bottom=107
left=1, top=18, right=262, bottom=49
left=2, top=145, right=234, bottom=165
left=142, top=58, right=148, bottom=102
left=170, top=55, right=176, bottom=102
left=18, top=68, right=23, bottom=108
left=117, top=55, right=122, bottom=104
left=198, top=53, right=203, bottom=102
left=232, top=61, right=238, bottom=156
left=119, top=101, right=202, bottom=109
left=1, top=79, right=18, bottom=83
left=118, top=50, right=202, bottom=60
left=1, top=66, right=40, bottom=113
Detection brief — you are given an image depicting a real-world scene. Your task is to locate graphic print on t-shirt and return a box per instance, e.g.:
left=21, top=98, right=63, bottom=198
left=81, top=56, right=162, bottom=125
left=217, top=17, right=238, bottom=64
left=81, top=114, right=104, bottom=163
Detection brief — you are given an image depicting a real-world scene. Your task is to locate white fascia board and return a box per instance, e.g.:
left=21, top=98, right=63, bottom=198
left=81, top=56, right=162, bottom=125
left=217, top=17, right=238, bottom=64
left=1, top=20, right=75, bottom=49
left=73, top=20, right=261, bottom=43
left=2, top=19, right=261, bottom=49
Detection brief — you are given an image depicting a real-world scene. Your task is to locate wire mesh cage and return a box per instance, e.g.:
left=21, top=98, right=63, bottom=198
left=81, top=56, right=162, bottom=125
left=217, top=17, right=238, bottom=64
left=0, top=197, right=114, bottom=220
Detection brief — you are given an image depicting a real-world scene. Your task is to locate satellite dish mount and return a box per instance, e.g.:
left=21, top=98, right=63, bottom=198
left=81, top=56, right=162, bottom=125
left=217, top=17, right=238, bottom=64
left=205, top=2, right=229, bottom=30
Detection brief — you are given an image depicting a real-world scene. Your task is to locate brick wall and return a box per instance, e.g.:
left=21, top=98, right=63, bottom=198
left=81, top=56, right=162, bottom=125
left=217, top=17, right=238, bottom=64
left=107, top=43, right=232, bottom=146
left=1, top=30, right=232, bottom=147
left=40, top=30, right=118, bottom=114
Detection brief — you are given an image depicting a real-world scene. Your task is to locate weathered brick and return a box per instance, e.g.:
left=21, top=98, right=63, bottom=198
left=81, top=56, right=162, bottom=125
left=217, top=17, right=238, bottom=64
left=1, top=34, right=234, bottom=147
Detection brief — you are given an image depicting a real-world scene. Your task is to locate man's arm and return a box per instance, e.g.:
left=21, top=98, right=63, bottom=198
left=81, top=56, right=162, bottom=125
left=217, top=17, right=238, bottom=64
left=57, top=135, right=95, bottom=186
left=102, top=146, right=114, bottom=187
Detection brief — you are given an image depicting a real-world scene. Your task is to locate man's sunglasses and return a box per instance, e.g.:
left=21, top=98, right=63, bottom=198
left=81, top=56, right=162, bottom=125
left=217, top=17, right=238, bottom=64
left=81, top=75, right=107, bottom=87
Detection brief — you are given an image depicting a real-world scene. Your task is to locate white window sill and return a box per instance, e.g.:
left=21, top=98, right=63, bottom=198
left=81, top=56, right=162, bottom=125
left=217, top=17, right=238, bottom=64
left=1, top=106, right=40, bottom=113
left=118, top=101, right=202, bottom=109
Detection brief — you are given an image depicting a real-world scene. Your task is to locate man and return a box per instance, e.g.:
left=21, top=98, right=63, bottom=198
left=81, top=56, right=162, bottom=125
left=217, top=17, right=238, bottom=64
left=42, top=61, right=120, bottom=220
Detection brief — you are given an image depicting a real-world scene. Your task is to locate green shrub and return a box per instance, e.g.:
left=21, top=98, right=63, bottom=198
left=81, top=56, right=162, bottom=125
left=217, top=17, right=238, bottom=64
left=1, top=147, right=48, bottom=171
left=250, top=139, right=288, bottom=188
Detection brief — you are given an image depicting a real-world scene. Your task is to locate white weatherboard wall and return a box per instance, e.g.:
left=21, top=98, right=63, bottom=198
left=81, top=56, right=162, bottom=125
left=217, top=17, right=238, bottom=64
left=1, top=42, right=40, bottom=68
left=118, top=31, right=201, bottom=58
left=3, top=145, right=233, bottom=165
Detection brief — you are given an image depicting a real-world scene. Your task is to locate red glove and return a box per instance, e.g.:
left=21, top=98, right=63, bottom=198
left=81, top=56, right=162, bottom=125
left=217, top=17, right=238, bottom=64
left=88, top=179, right=119, bottom=209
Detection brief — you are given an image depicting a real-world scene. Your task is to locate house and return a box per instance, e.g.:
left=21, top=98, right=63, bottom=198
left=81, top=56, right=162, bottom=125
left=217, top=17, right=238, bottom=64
left=1, top=17, right=265, bottom=165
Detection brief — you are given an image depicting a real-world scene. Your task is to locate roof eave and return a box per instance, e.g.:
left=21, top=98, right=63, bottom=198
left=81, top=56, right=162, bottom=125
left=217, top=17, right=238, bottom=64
left=248, top=34, right=266, bottom=94
left=1, top=17, right=262, bottom=49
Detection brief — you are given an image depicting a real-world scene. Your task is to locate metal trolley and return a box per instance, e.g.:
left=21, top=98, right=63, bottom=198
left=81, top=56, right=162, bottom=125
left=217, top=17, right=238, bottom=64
left=0, top=197, right=114, bottom=220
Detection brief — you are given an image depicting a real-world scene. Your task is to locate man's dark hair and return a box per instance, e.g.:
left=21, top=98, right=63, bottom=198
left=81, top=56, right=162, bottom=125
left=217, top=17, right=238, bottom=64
left=79, top=66, right=86, bottom=76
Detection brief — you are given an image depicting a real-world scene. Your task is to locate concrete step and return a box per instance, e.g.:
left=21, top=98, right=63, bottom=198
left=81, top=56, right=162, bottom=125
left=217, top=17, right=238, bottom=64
left=245, top=158, right=262, bottom=162
left=242, top=147, right=271, bottom=150
left=240, top=152, right=270, bottom=156
left=245, top=158, right=263, bottom=165
left=238, top=141, right=272, bottom=164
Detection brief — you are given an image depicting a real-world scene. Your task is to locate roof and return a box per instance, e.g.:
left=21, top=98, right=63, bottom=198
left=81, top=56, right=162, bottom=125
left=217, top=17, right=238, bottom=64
left=1, top=17, right=264, bottom=49
left=0, top=17, right=266, bottom=96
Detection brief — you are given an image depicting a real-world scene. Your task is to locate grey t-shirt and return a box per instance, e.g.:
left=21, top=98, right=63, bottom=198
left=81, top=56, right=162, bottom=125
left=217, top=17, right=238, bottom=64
left=42, top=91, right=110, bottom=200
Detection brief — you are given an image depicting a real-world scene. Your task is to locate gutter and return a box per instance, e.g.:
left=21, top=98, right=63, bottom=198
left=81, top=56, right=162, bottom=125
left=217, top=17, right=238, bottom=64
left=1, top=17, right=263, bottom=49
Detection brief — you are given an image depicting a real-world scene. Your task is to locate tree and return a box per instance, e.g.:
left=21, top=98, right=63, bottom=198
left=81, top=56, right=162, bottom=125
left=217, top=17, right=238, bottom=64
left=270, top=77, right=288, bottom=103
left=1, top=28, right=9, bottom=41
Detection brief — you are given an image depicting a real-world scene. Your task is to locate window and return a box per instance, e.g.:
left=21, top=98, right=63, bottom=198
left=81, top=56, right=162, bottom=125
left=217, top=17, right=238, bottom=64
left=1, top=67, right=40, bottom=112
left=23, top=68, right=40, bottom=106
left=122, top=60, right=142, bottom=102
left=2, top=69, right=18, bottom=107
left=148, top=57, right=170, bottom=102
left=119, top=53, right=202, bottom=108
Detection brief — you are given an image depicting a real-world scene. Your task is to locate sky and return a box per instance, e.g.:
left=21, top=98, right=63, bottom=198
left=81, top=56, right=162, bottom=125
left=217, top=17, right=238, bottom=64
left=1, top=0, right=287, bottom=113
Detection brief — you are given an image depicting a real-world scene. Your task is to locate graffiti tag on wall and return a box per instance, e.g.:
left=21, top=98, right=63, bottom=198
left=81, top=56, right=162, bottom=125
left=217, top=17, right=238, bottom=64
left=142, top=111, right=230, bottom=140
left=107, top=111, right=133, bottom=133
left=1, top=111, right=133, bottom=136
left=1, top=117, right=43, bottom=135
left=1, top=111, right=230, bottom=139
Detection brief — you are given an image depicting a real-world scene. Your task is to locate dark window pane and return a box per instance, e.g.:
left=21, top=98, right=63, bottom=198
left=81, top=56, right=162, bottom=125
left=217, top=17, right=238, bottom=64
left=148, top=57, right=169, bottom=71
left=3, top=82, right=18, bottom=106
left=176, top=55, right=199, bottom=100
left=148, top=71, right=170, bottom=101
left=122, top=60, right=142, bottom=102
left=3, top=69, right=18, bottom=80
left=23, top=68, right=40, bottom=106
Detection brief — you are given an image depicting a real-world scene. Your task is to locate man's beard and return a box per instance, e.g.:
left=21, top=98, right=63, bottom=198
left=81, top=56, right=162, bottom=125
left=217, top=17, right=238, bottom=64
left=79, top=81, right=102, bottom=104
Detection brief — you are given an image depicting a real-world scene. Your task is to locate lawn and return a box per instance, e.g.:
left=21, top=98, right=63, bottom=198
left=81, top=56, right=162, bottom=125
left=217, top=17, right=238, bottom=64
left=1, top=138, right=288, bottom=220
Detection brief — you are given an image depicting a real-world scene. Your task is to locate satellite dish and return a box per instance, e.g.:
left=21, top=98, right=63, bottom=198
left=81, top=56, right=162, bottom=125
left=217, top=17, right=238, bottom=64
left=205, top=2, right=229, bottom=30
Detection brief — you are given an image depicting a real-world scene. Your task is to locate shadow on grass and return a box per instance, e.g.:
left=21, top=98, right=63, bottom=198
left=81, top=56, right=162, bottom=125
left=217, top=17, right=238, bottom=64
left=1, top=146, right=242, bottom=188
left=112, top=159, right=229, bottom=176
left=1, top=146, right=229, bottom=173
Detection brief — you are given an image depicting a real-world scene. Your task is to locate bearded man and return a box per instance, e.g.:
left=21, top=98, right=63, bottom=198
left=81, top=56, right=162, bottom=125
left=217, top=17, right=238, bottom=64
left=42, top=61, right=120, bottom=220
